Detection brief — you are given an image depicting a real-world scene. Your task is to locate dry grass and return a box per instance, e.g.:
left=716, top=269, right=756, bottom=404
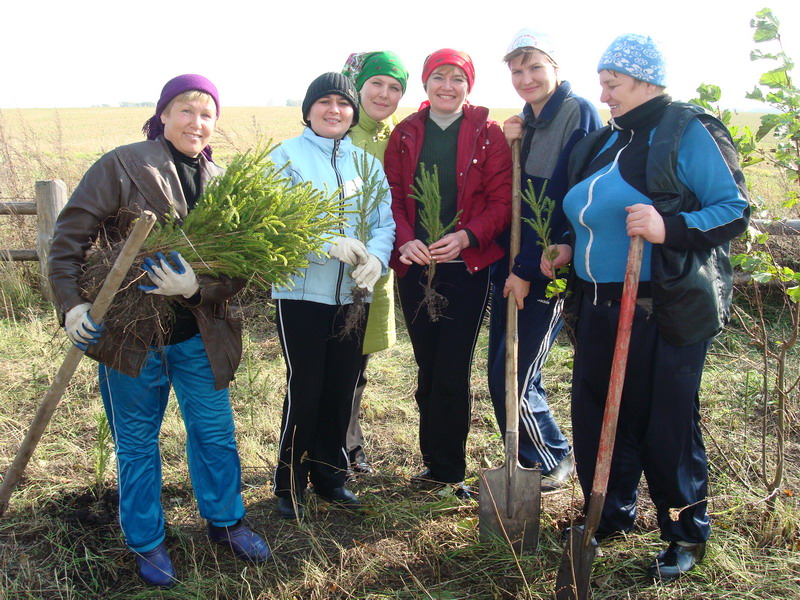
left=0, top=305, right=798, bottom=599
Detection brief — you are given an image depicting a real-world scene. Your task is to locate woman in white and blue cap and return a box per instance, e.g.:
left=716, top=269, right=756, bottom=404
left=545, top=33, right=749, bottom=581
left=488, top=29, right=601, bottom=492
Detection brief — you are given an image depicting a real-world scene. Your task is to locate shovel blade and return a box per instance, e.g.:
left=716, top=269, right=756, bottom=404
left=478, top=464, right=541, bottom=553
left=554, top=526, right=598, bottom=600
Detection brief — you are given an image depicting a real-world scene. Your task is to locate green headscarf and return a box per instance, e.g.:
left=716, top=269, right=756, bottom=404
left=342, top=51, right=409, bottom=93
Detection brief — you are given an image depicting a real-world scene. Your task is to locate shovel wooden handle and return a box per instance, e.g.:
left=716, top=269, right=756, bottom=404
left=504, top=139, right=522, bottom=459
left=0, top=211, right=157, bottom=517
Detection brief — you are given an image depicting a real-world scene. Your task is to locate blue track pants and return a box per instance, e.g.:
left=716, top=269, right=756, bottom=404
left=99, top=334, right=244, bottom=552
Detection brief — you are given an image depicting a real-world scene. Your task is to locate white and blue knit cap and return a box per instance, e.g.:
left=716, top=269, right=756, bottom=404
left=506, top=28, right=557, bottom=64
left=597, top=33, right=667, bottom=87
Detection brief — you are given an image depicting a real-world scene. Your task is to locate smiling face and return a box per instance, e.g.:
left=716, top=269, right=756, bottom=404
left=508, top=50, right=559, bottom=117
left=306, top=94, right=355, bottom=139
left=359, top=75, right=403, bottom=122
left=425, top=65, right=469, bottom=115
left=160, top=94, right=217, bottom=157
left=598, top=70, right=660, bottom=118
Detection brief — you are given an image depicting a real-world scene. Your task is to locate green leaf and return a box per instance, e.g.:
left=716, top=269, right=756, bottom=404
left=753, top=272, right=775, bottom=284
left=746, top=86, right=765, bottom=101
left=751, top=49, right=778, bottom=61
left=696, top=83, right=721, bottom=103
left=752, top=8, right=779, bottom=42
left=759, top=68, right=790, bottom=89
left=756, top=113, right=781, bottom=140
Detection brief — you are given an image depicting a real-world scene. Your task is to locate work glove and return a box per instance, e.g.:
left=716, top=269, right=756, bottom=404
left=139, top=251, right=200, bottom=298
left=64, top=303, right=104, bottom=351
left=329, top=237, right=368, bottom=266
left=351, top=254, right=382, bottom=293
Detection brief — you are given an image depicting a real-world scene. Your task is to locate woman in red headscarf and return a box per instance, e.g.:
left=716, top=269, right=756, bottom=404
left=384, top=49, right=511, bottom=499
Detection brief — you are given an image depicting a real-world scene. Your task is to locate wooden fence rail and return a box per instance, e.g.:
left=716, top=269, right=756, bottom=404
left=0, top=180, right=67, bottom=302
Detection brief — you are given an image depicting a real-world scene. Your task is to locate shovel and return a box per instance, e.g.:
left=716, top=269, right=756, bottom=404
left=0, top=210, right=157, bottom=517
left=479, top=139, right=541, bottom=553
left=554, top=234, right=644, bottom=600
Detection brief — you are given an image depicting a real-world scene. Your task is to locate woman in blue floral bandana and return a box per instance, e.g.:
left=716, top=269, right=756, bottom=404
left=545, top=33, right=749, bottom=581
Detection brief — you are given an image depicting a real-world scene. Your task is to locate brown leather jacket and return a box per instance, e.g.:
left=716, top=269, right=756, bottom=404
left=48, top=136, right=243, bottom=390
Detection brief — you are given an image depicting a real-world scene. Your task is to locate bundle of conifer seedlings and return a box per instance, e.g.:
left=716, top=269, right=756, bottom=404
left=340, top=152, right=390, bottom=338
left=79, top=144, right=346, bottom=348
left=410, top=163, right=461, bottom=322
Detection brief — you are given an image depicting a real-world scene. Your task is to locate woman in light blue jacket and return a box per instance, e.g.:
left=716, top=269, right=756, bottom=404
left=270, top=72, right=395, bottom=520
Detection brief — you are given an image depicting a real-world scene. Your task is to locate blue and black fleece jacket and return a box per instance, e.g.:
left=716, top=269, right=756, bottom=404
left=564, top=94, right=749, bottom=287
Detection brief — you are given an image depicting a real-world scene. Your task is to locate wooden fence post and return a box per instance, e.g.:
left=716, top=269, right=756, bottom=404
left=35, top=180, right=67, bottom=303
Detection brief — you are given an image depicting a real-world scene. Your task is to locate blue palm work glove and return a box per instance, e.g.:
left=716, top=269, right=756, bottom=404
left=139, top=251, right=200, bottom=298
left=64, top=303, right=104, bottom=351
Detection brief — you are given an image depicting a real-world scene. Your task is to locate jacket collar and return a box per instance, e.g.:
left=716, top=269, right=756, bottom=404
left=301, top=126, right=354, bottom=157
left=398, top=103, right=490, bottom=135
left=522, top=80, right=573, bottom=129
left=355, top=110, right=394, bottom=142
left=610, top=94, right=672, bottom=132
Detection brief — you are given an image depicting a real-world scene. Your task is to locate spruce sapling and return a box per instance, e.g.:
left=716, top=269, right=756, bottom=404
left=410, top=164, right=461, bottom=321
left=521, top=179, right=566, bottom=297
left=340, top=150, right=389, bottom=337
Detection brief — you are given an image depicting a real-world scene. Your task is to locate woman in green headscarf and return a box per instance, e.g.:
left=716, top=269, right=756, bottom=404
left=341, top=50, right=408, bottom=474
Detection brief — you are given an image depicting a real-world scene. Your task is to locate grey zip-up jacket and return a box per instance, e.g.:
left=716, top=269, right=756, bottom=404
left=48, top=136, right=243, bottom=389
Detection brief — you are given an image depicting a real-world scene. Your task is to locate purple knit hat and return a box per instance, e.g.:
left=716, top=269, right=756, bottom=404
left=142, top=74, right=220, bottom=160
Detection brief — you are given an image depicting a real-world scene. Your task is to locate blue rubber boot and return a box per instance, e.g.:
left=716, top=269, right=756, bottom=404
left=208, top=521, right=272, bottom=562
left=134, top=541, right=177, bottom=588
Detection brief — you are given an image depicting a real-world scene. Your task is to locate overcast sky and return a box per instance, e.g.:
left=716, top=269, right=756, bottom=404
left=3, top=0, right=799, bottom=111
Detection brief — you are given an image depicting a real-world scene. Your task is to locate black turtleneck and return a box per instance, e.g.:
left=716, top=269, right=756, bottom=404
left=165, top=139, right=202, bottom=211
left=582, top=95, right=672, bottom=198
left=164, top=139, right=202, bottom=344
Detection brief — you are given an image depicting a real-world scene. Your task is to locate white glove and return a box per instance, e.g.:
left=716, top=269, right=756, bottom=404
left=139, top=251, right=200, bottom=298
left=329, top=237, right=368, bottom=266
left=64, top=303, right=104, bottom=350
left=351, top=254, right=382, bottom=293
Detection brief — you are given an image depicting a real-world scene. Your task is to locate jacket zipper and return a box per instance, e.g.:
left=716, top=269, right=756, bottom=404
left=331, top=138, right=346, bottom=305
left=580, top=129, right=633, bottom=304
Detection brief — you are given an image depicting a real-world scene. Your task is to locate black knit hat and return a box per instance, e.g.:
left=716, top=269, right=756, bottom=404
left=302, top=72, right=360, bottom=128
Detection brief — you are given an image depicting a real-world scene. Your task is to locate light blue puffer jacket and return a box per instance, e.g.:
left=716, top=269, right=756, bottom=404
left=271, top=127, right=396, bottom=305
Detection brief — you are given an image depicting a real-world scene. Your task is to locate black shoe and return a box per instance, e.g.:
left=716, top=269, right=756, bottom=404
left=649, top=541, right=706, bottom=581
left=541, top=451, right=575, bottom=491
left=561, top=524, right=600, bottom=545
left=452, top=482, right=476, bottom=501
left=561, top=523, right=622, bottom=547
left=350, top=460, right=374, bottom=475
left=346, top=448, right=373, bottom=478
left=277, top=496, right=304, bottom=520
left=410, top=468, right=435, bottom=483
left=314, top=486, right=361, bottom=509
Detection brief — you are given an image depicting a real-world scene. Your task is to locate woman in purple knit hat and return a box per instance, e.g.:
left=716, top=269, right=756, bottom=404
left=48, top=74, right=270, bottom=588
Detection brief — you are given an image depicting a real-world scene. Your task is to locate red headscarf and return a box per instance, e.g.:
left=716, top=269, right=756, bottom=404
left=421, top=49, right=475, bottom=91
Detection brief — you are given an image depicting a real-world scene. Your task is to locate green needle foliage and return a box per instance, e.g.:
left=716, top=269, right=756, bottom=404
left=410, top=164, right=461, bottom=321
left=521, top=180, right=565, bottom=297
left=351, top=151, right=389, bottom=247
left=143, top=143, right=346, bottom=290
left=339, top=151, right=391, bottom=337
left=412, top=163, right=460, bottom=247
